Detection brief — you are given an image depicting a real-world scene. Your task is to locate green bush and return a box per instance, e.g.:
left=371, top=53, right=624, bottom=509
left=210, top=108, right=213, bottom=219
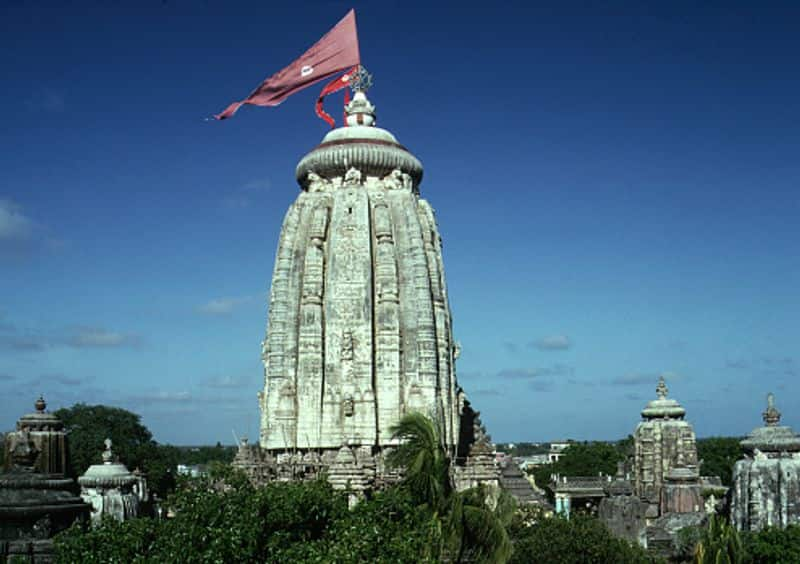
left=742, top=525, right=800, bottom=564
left=55, top=471, right=440, bottom=563
left=507, top=508, right=657, bottom=564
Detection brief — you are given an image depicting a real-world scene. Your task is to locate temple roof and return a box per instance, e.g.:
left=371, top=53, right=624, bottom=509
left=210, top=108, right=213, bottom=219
left=741, top=393, right=800, bottom=453
left=16, top=396, right=64, bottom=432
left=295, top=91, right=423, bottom=189
left=78, top=439, right=138, bottom=488
left=641, top=376, right=686, bottom=420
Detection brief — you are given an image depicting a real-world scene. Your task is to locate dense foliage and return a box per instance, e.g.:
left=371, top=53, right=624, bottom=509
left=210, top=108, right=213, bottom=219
left=174, top=443, right=236, bottom=466
left=742, top=525, right=800, bottom=564
left=681, top=523, right=800, bottom=564
left=55, top=469, right=438, bottom=563
left=388, top=412, right=514, bottom=562
left=693, top=514, right=744, bottom=564
left=696, top=436, right=743, bottom=487
left=529, top=440, right=627, bottom=499
left=54, top=403, right=179, bottom=497
left=507, top=508, right=657, bottom=564
left=53, top=404, right=235, bottom=498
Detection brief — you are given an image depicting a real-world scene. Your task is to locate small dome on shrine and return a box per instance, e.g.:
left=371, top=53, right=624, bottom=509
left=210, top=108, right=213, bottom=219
left=641, top=376, right=686, bottom=420
left=741, top=393, right=800, bottom=453
left=295, top=89, right=423, bottom=189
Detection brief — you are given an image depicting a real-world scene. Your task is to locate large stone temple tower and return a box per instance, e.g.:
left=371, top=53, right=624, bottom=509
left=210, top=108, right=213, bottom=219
left=257, top=87, right=464, bottom=464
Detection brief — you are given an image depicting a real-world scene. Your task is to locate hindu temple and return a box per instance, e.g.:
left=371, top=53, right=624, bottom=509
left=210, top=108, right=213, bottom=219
left=0, top=397, right=89, bottom=563
left=239, top=74, right=487, bottom=489
left=732, top=393, right=800, bottom=531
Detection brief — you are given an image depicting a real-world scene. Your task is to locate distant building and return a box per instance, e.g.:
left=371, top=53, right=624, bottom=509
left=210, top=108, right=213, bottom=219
left=517, top=454, right=550, bottom=471
left=176, top=464, right=207, bottom=478
left=548, top=441, right=571, bottom=463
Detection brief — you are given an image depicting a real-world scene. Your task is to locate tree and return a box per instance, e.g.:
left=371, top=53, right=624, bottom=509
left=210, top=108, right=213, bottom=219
left=693, top=514, right=743, bottom=564
left=741, top=525, right=800, bottom=564
left=696, top=437, right=743, bottom=487
left=55, top=467, right=439, bottom=563
left=388, top=412, right=513, bottom=563
left=53, top=403, right=178, bottom=497
left=507, top=508, right=657, bottom=564
left=530, top=441, right=625, bottom=501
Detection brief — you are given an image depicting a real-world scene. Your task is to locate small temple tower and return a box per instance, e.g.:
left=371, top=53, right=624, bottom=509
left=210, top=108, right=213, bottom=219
left=732, top=393, right=800, bottom=531
left=78, top=439, right=147, bottom=527
left=633, top=377, right=699, bottom=508
left=3, top=396, right=67, bottom=475
left=254, top=73, right=470, bottom=484
left=0, top=397, right=89, bottom=561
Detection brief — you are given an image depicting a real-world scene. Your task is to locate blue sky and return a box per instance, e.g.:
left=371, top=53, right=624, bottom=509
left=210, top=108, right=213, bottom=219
left=1, top=1, right=798, bottom=445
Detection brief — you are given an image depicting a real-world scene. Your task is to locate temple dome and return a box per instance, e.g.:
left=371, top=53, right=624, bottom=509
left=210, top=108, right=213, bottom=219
left=740, top=393, right=800, bottom=453
left=295, top=92, right=423, bottom=189
left=641, top=376, right=686, bottom=420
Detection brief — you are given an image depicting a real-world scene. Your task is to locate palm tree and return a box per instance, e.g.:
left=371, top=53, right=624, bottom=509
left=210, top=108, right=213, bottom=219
left=693, top=514, right=744, bottom=564
left=388, top=412, right=513, bottom=563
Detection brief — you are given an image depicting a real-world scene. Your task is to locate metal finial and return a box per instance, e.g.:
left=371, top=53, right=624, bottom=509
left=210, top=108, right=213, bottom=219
left=763, top=392, right=781, bottom=426
left=656, top=376, right=668, bottom=400
left=35, top=395, right=46, bottom=412
left=349, top=65, right=373, bottom=93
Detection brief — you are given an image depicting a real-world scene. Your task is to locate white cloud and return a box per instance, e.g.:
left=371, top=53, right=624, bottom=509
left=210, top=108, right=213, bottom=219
left=65, top=327, right=141, bottom=348
left=204, top=375, right=252, bottom=389
left=222, top=179, right=271, bottom=210
left=531, top=335, right=572, bottom=351
left=197, top=296, right=253, bottom=316
left=0, top=199, right=35, bottom=241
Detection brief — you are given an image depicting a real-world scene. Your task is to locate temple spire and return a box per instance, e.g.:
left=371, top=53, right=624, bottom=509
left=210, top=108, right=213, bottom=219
left=763, top=392, right=781, bottom=427
left=656, top=376, right=668, bottom=399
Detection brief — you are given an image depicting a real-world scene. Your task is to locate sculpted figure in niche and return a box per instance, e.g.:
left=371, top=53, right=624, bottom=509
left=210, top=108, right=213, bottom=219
left=341, top=330, right=354, bottom=361
left=383, top=169, right=404, bottom=190
left=343, top=396, right=355, bottom=418
left=9, top=430, right=39, bottom=472
left=306, top=172, right=331, bottom=193
left=344, top=167, right=362, bottom=186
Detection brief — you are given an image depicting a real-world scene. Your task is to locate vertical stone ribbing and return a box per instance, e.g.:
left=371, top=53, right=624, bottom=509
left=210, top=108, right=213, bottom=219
left=417, top=200, right=453, bottom=446
left=371, top=197, right=401, bottom=444
left=296, top=203, right=329, bottom=448
left=261, top=200, right=304, bottom=448
left=321, top=184, right=376, bottom=448
left=400, top=196, right=439, bottom=424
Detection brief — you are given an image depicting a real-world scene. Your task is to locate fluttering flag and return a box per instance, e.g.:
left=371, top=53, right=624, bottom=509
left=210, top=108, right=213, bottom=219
left=315, top=66, right=358, bottom=128
left=215, top=9, right=360, bottom=121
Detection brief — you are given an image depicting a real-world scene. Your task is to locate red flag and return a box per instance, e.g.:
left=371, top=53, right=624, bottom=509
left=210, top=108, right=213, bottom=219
left=315, top=66, right=358, bottom=128
left=216, top=10, right=360, bottom=120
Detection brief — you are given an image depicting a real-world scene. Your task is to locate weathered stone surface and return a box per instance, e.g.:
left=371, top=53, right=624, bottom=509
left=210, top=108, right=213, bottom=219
left=78, top=439, right=145, bottom=527
left=3, top=396, right=67, bottom=476
left=634, top=377, right=698, bottom=506
left=659, top=455, right=703, bottom=514
left=0, top=398, right=89, bottom=563
left=732, top=393, right=800, bottom=531
left=252, top=92, right=469, bottom=487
